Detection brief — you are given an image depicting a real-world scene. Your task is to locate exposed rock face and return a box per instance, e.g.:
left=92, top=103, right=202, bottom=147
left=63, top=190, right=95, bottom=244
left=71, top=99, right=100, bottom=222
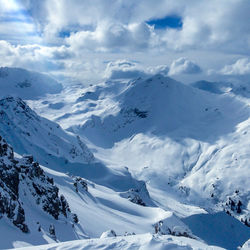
left=0, top=135, right=27, bottom=232
left=73, top=176, right=88, bottom=193
left=153, top=214, right=196, bottom=240
left=0, top=136, right=78, bottom=233
left=223, top=191, right=250, bottom=227
left=100, top=229, right=117, bottom=238
left=120, top=182, right=150, bottom=206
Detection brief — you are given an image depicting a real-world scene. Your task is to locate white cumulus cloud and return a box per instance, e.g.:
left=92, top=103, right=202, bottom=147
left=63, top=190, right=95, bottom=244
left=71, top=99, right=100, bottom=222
left=66, top=22, right=154, bottom=52
left=169, top=57, right=202, bottom=75
left=0, top=0, right=249, bottom=82
left=220, top=58, right=250, bottom=75
left=104, top=60, right=148, bottom=79
left=104, top=60, right=170, bottom=80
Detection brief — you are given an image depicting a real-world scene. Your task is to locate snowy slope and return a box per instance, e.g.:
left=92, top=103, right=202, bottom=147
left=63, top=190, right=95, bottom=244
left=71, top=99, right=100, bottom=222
left=28, top=74, right=250, bottom=228
left=0, top=67, right=62, bottom=100
left=0, top=96, right=94, bottom=165
left=0, top=96, right=146, bottom=192
left=1, top=136, right=248, bottom=249
left=82, top=76, right=250, bottom=219
left=17, top=233, right=225, bottom=250
left=0, top=137, right=86, bottom=249
left=0, top=137, right=214, bottom=249
left=1, top=70, right=250, bottom=249
left=68, top=75, right=248, bottom=147
left=191, top=79, right=250, bottom=98
left=190, top=80, right=229, bottom=94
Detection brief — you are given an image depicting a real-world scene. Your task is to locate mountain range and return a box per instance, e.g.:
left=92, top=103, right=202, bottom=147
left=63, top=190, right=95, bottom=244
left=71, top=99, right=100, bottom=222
left=0, top=67, right=249, bottom=249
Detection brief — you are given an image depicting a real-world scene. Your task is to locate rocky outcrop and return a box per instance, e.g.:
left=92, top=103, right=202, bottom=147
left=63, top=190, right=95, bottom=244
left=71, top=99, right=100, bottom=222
left=223, top=191, right=250, bottom=227
left=0, top=136, right=78, bottom=233
left=120, top=182, right=151, bottom=206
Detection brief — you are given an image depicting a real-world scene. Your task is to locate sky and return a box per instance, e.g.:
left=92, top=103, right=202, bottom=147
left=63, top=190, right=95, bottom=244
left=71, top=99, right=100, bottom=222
left=0, top=0, right=249, bottom=84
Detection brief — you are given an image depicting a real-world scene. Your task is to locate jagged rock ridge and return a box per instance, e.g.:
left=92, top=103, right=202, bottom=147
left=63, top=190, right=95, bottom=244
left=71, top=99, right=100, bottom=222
left=0, top=136, right=78, bottom=233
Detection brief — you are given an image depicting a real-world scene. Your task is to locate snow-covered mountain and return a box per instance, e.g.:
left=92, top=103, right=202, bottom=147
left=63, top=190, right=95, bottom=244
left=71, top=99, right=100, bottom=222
left=190, top=80, right=228, bottom=94
left=0, top=96, right=94, bottom=165
left=0, top=67, right=62, bottom=100
left=0, top=96, right=145, bottom=192
left=1, top=135, right=249, bottom=250
left=52, top=75, right=250, bottom=227
left=0, top=135, right=208, bottom=249
left=1, top=68, right=250, bottom=249
left=190, top=79, right=250, bottom=98
left=70, top=75, right=248, bottom=146
left=0, top=136, right=85, bottom=248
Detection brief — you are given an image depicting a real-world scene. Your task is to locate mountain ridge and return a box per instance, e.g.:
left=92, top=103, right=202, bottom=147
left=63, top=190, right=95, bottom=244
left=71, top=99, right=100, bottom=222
left=0, top=68, right=249, bottom=249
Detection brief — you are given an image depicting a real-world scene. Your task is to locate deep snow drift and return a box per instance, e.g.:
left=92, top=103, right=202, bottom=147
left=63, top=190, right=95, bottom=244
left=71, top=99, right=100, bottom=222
left=20, top=233, right=224, bottom=250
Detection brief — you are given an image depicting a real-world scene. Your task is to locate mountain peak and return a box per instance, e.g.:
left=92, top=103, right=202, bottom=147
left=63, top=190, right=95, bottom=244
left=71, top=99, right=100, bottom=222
left=0, top=67, right=62, bottom=100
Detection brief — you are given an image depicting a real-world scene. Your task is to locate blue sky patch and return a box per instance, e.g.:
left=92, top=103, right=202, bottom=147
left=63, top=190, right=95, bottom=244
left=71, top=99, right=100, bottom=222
left=0, top=9, right=33, bottom=23
left=147, top=15, right=182, bottom=29
left=59, top=30, right=71, bottom=38
left=58, top=24, right=95, bottom=38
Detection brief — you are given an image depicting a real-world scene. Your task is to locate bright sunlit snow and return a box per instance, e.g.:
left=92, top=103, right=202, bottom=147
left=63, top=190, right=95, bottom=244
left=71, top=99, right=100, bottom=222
left=0, top=1, right=250, bottom=250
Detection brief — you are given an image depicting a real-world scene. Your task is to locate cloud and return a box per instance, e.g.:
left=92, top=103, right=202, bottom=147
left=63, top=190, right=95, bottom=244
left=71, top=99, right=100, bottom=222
left=19, top=0, right=250, bottom=54
left=147, top=65, right=169, bottom=76
left=51, top=46, right=74, bottom=60
left=66, top=22, right=154, bottom=52
left=0, top=0, right=249, bottom=83
left=0, top=40, right=66, bottom=72
left=160, top=1, right=250, bottom=54
left=220, top=58, right=250, bottom=75
left=0, top=40, right=105, bottom=82
left=104, top=60, right=170, bottom=80
left=0, top=0, right=41, bottom=44
left=104, top=60, right=148, bottom=79
left=168, top=57, right=202, bottom=75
